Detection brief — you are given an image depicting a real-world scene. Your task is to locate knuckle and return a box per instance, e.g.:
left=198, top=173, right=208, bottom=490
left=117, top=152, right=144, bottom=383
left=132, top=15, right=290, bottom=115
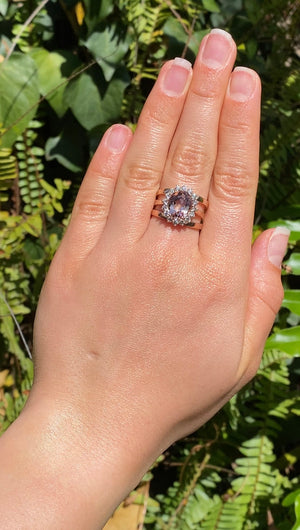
left=171, top=140, right=214, bottom=181
left=221, top=118, right=250, bottom=134
left=74, top=193, right=108, bottom=222
left=87, top=164, right=116, bottom=184
left=213, top=165, right=255, bottom=202
left=143, top=99, right=175, bottom=126
left=122, top=162, right=162, bottom=192
left=190, top=75, right=221, bottom=101
left=73, top=169, right=116, bottom=221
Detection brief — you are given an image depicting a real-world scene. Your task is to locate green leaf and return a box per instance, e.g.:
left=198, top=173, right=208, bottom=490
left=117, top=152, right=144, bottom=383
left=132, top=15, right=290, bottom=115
left=284, top=489, right=300, bottom=530
left=30, top=48, right=80, bottom=117
left=64, top=69, right=104, bottom=130
left=163, top=17, right=187, bottom=46
left=202, top=0, right=220, bottom=13
left=22, top=215, right=43, bottom=237
left=23, top=239, right=45, bottom=262
left=64, top=66, right=130, bottom=130
left=99, top=67, right=130, bottom=120
left=265, top=327, right=300, bottom=356
left=0, top=53, right=39, bottom=148
left=246, top=38, right=258, bottom=59
left=83, top=24, right=129, bottom=81
left=284, top=253, right=300, bottom=275
left=0, top=0, right=8, bottom=16
left=283, top=488, right=300, bottom=507
left=282, top=290, right=300, bottom=316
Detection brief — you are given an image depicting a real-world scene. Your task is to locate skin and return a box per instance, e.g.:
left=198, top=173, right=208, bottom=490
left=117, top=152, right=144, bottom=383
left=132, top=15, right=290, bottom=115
left=0, top=30, right=287, bottom=529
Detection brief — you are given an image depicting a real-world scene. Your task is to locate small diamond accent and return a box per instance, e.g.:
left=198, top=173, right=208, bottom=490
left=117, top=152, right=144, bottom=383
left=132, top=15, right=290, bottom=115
left=161, top=186, right=200, bottom=226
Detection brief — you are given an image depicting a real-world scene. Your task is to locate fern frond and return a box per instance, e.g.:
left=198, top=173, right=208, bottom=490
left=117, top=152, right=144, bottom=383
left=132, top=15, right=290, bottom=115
left=199, top=435, right=278, bottom=529
left=201, top=497, right=247, bottom=530
left=15, top=120, right=46, bottom=215
left=0, top=147, right=17, bottom=205
left=15, top=120, right=70, bottom=217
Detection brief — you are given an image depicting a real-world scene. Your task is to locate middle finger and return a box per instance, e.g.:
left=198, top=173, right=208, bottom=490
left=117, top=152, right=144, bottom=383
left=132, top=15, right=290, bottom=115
left=159, top=29, right=236, bottom=208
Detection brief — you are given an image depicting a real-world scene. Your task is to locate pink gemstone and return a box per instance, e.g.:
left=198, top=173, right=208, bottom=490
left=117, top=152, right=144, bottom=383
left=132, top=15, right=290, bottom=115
left=168, top=190, right=192, bottom=219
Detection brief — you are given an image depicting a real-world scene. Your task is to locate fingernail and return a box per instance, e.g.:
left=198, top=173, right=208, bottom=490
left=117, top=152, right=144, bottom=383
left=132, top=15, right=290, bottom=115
left=268, top=227, right=290, bottom=269
left=162, top=58, right=192, bottom=96
left=229, top=67, right=257, bottom=101
left=106, top=125, right=130, bottom=153
left=201, top=28, right=232, bottom=68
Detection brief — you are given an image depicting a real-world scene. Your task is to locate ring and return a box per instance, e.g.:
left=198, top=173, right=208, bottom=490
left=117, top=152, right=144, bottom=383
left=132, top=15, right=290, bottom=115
left=151, top=185, right=208, bottom=230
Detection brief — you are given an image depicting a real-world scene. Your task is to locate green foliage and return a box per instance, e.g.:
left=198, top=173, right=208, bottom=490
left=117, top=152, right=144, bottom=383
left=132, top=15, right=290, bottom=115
left=265, top=327, right=300, bottom=356
left=283, top=488, right=300, bottom=530
left=0, top=53, right=39, bottom=147
left=0, top=1, right=299, bottom=528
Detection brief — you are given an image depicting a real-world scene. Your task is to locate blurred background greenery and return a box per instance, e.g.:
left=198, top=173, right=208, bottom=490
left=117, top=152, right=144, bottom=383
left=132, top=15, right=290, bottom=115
left=0, top=1, right=299, bottom=528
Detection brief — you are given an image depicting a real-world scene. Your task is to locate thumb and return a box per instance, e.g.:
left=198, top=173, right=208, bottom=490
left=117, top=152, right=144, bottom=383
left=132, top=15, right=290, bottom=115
left=238, top=227, right=290, bottom=383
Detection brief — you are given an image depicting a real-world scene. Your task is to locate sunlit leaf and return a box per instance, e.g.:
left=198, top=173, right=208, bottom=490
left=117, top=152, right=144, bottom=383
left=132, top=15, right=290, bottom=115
left=64, top=66, right=130, bottom=130
left=0, top=53, right=39, bottom=148
left=265, top=327, right=300, bottom=356
left=202, top=0, right=220, bottom=13
left=30, top=48, right=80, bottom=117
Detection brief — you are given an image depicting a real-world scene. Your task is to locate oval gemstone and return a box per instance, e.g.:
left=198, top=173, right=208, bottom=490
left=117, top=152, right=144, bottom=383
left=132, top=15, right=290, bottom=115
left=167, top=190, right=192, bottom=219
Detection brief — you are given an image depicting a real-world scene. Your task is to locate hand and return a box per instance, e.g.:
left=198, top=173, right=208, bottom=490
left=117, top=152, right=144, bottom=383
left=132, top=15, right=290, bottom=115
left=0, top=29, right=289, bottom=529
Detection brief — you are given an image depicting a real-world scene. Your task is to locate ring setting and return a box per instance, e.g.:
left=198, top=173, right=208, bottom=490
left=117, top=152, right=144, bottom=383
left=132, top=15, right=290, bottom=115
left=151, top=185, right=208, bottom=230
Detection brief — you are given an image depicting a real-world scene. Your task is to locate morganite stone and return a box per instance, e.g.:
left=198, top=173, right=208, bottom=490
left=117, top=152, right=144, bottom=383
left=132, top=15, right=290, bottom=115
left=168, top=190, right=192, bottom=219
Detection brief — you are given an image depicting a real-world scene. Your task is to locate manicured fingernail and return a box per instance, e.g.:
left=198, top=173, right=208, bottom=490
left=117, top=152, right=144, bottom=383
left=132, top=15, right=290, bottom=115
left=229, top=67, right=257, bottom=101
left=106, top=125, right=130, bottom=153
left=162, top=58, right=192, bottom=96
left=201, top=28, right=232, bottom=68
left=268, top=227, right=290, bottom=269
